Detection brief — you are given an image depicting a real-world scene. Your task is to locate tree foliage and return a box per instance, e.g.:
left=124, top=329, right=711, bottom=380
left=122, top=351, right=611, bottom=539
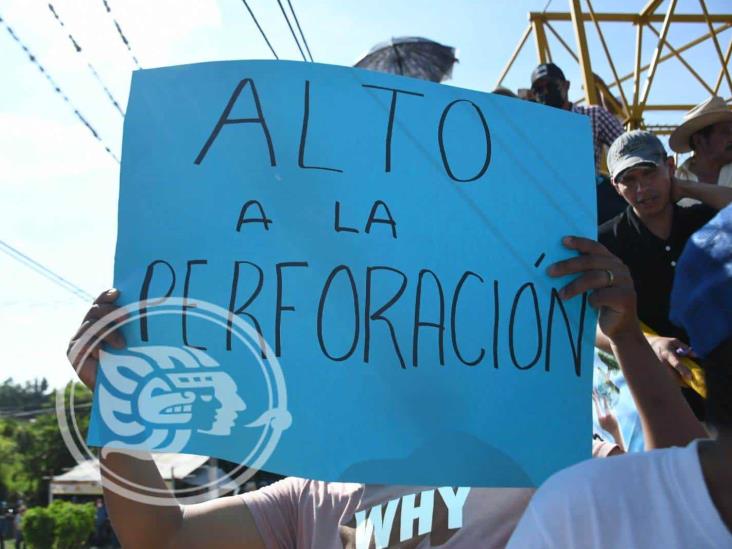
left=0, top=379, right=92, bottom=506
left=22, top=501, right=95, bottom=549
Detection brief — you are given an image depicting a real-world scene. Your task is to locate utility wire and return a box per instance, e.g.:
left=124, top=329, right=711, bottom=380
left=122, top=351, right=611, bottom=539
left=240, top=0, right=279, bottom=59
left=0, top=402, right=92, bottom=419
left=99, top=0, right=141, bottom=68
left=275, top=0, right=307, bottom=61
left=0, top=14, right=120, bottom=163
left=47, top=2, right=125, bottom=116
left=286, top=0, right=313, bottom=61
left=0, top=240, right=94, bottom=302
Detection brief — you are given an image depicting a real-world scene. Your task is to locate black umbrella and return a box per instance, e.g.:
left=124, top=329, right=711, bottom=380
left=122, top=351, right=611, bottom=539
left=354, top=37, right=458, bottom=83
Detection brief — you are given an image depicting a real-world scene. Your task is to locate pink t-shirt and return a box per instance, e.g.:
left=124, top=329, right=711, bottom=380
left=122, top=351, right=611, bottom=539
left=241, top=478, right=533, bottom=548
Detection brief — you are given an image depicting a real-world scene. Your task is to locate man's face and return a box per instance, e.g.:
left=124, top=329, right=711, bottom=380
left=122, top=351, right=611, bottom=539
left=695, top=121, right=732, bottom=164
left=530, top=77, right=569, bottom=109
left=612, top=159, right=674, bottom=217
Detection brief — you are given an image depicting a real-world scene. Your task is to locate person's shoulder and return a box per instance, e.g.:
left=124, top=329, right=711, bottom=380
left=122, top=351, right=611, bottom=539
left=677, top=202, right=717, bottom=226
left=535, top=446, right=690, bottom=503
left=573, top=103, right=613, bottom=117
left=599, top=209, right=629, bottom=247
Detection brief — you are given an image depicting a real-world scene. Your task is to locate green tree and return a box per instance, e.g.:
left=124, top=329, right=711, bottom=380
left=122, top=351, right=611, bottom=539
left=4, top=382, right=93, bottom=505
left=49, top=500, right=95, bottom=549
left=21, top=501, right=96, bottom=549
left=22, top=506, right=55, bottom=549
left=0, top=378, right=49, bottom=412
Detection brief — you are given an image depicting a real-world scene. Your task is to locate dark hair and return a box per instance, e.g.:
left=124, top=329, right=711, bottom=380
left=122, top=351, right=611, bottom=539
left=492, top=87, right=518, bottom=98
left=689, top=125, right=715, bottom=152
left=703, top=336, right=732, bottom=432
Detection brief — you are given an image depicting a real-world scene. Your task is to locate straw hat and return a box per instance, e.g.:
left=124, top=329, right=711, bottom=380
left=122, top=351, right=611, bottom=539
left=669, top=96, right=732, bottom=153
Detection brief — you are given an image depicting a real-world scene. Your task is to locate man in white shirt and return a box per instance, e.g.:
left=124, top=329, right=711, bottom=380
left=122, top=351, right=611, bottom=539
left=509, top=205, right=732, bottom=548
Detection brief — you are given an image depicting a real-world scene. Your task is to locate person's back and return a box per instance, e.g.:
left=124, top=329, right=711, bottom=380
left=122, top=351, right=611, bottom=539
left=242, top=478, right=533, bottom=548
left=507, top=441, right=731, bottom=548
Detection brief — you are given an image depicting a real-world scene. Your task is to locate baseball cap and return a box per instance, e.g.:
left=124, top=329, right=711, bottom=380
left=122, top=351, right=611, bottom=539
left=530, top=63, right=566, bottom=86
left=606, top=130, right=667, bottom=181
left=670, top=204, right=732, bottom=357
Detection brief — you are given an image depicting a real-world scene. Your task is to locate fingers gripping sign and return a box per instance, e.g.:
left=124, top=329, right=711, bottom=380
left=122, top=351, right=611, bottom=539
left=546, top=236, right=638, bottom=340
left=67, top=289, right=128, bottom=390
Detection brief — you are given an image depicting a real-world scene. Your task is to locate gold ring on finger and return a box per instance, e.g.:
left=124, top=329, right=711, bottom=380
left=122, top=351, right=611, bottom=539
left=604, top=269, right=615, bottom=288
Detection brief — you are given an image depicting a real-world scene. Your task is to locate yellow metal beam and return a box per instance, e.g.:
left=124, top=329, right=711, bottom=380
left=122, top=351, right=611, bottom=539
left=647, top=23, right=715, bottom=95
left=639, top=0, right=677, bottom=111
left=585, top=0, right=630, bottom=115
left=714, top=37, right=732, bottom=94
left=533, top=17, right=550, bottom=63
left=569, top=0, right=597, bottom=104
left=532, top=11, right=732, bottom=23
left=494, top=24, right=532, bottom=88
left=643, top=105, right=696, bottom=111
left=608, top=23, right=732, bottom=90
left=630, top=21, right=644, bottom=128
left=700, top=0, right=732, bottom=95
left=544, top=21, right=579, bottom=62
left=640, top=0, right=664, bottom=18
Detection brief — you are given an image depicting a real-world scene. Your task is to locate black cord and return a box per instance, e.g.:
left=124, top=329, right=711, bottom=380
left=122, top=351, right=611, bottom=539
left=286, top=0, right=313, bottom=61
left=0, top=14, right=120, bottom=163
left=275, top=0, right=307, bottom=61
left=48, top=2, right=125, bottom=116
left=100, top=0, right=141, bottom=68
left=240, top=0, right=279, bottom=59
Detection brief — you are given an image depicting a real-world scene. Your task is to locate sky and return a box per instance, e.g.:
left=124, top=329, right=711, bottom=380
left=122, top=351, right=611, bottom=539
left=1, top=0, right=730, bottom=388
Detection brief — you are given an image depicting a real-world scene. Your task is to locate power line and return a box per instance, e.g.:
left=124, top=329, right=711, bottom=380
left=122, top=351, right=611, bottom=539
left=47, top=2, right=125, bottom=116
left=286, top=0, right=313, bottom=61
left=99, top=0, right=141, bottom=69
left=0, top=402, right=92, bottom=419
left=0, top=239, right=94, bottom=302
left=239, top=0, right=279, bottom=59
left=0, top=14, right=120, bottom=163
left=275, top=0, right=307, bottom=61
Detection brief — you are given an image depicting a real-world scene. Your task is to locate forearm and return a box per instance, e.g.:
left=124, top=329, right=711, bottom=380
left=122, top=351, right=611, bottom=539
left=595, top=324, right=612, bottom=353
left=608, top=329, right=707, bottom=449
left=100, top=449, right=183, bottom=548
left=677, top=179, right=732, bottom=210
left=606, top=423, right=625, bottom=452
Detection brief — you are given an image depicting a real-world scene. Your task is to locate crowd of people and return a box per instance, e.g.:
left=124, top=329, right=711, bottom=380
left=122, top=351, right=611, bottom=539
left=65, top=62, right=732, bottom=547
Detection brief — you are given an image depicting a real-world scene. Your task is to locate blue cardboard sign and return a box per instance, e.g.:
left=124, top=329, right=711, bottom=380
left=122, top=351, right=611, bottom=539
left=87, top=60, right=597, bottom=487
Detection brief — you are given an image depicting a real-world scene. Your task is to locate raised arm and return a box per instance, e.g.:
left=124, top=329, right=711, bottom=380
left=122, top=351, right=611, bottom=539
left=548, top=237, right=707, bottom=450
left=67, top=290, right=265, bottom=549
left=674, top=176, right=732, bottom=210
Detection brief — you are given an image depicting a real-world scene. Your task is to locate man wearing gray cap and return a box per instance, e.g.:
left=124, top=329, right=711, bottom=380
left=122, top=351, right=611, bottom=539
left=598, top=130, right=732, bottom=413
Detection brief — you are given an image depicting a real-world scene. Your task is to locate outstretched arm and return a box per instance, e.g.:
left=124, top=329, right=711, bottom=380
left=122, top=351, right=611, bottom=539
left=68, top=290, right=265, bottom=549
left=549, top=237, right=707, bottom=450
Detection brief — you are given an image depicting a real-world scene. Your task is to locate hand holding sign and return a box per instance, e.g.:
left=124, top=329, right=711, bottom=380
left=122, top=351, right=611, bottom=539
left=67, top=289, right=126, bottom=390
left=86, top=60, right=597, bottom=487
left=547, top=236, right=637, bottom=340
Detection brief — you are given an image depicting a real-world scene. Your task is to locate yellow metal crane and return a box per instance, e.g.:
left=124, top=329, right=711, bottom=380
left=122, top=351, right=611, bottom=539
left=495, top=0, right=732, bottom=136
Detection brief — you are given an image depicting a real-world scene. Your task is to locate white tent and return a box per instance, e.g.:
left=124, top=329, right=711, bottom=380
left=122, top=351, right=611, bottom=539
left=49, top=453, right=210, bottom=501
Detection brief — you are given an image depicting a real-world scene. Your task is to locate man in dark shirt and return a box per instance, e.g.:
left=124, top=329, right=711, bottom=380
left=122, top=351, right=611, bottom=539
left=598, top=130, right=732, bottom=415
